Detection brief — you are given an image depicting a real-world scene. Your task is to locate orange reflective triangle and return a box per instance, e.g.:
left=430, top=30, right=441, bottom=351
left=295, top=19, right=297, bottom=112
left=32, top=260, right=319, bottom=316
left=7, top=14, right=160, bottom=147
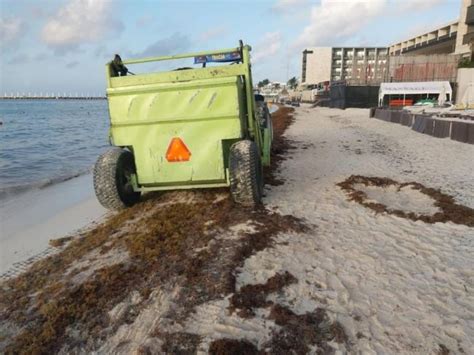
left=166, top=137, right=191, bottom=162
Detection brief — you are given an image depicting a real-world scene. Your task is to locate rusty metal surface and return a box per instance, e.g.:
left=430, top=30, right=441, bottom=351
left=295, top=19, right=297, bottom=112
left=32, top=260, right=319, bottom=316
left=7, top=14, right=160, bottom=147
left=467, top=123, right=474, bottom=144
left=432, top=120, right=451, bottom=138
left=450, top=121, right=469, bottom=143
left=423, top=118, right=435, bottom=136
left=374, top=108, right=391, bottom=121
left=371, top=108, right=473, bottom=145
left=390, top=110, right=402, bottom=124
left=374, top=108, right=384, bottom=119
left=369, top=107, right=376, bottom=118
left=400, top=112, right=413, bottom=126
left=386, top=54, right=460, bottom=83
left=412, top=115, right=427, bottom=133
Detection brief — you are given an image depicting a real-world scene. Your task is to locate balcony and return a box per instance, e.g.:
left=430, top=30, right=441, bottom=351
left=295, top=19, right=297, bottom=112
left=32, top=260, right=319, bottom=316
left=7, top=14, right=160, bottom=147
left=466, top=5, right=474, bottom=25
left=463, top=27, right=474, bottom=44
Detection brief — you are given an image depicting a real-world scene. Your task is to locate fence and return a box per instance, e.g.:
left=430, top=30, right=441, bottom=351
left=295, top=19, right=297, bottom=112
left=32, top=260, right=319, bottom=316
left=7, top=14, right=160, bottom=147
left=371, top=108, right=474, bottom=144
left=385, top=54, right=461, bottom=83
left=330, top=83, right=379, bottom=109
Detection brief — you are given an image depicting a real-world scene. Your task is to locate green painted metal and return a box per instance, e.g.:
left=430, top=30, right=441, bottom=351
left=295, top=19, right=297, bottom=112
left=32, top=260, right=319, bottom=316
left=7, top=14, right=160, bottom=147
left=262, top=128, right=271, bottom=166
left=105, top=42, right=271, bottom=192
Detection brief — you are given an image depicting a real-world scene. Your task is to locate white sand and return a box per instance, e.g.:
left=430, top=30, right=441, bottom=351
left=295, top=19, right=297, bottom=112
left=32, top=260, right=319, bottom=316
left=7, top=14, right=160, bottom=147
left=183, top=298, right=276, bottom=353
left=251, top=106, right=474, bottom=353
left=2, top=106, right=474, bottom=353
left=155, top=106, right=473, bottom=353
left=0, top=173, right=106, bottom=276
left=353, top=183, right=441, bottom=216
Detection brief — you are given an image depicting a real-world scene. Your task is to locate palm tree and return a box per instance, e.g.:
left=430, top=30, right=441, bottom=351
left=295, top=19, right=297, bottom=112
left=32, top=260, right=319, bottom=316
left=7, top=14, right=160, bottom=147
left=287, top=77, right=298, bottom=89
left=257, top=79, right=270, bottom=88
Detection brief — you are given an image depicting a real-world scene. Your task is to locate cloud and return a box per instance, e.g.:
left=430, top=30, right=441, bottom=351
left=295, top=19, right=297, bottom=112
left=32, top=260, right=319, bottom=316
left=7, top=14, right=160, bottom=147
left=66, top=61, right=80, bottom=68
left=94, top=44, right=109, bottom=58
left=136, top=14, right=155, bottom=28
left=271, top=0, right=309, bottom=13
left=29, top=5, right=50, bottom=18
left=133, top=33, right=192, bottom=58
left=7, top=54, right=30, bottom=65
left=199, top=26, right=228, bottom=42
left=395, top=0, right=444, bottom=13
left=34, top=53, right=48, bottom=61
left=0, top=17, right=27, bottom=48
left=294, top=0, right=386, bottom=49
left=252, top=32, right=282, bottom=63
left=41, top=0, right=124, bottom=55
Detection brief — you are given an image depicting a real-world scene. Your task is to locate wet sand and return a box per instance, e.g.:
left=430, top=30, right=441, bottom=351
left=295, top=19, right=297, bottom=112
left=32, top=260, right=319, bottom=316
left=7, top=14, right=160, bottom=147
left=0, top=173, right=106, bottom=275
left=1, top=106, right=473, bottom=354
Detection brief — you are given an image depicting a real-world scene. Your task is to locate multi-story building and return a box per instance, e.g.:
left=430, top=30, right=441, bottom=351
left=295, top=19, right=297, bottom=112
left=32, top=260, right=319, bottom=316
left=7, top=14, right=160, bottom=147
left=389, top=21, right=459, bottom=56
left=389, top=0, right=472, bottom=57
left=301, top=48, right=332, bottom=85
left=301, top=47, right=389, bottom=86
left=456, top=0, right=474, bottom=55
left=385, top=0, right=473, bottom=86
left=302, top=1, right=473, bottom=87
left=300, top=0, right=473, bottom=106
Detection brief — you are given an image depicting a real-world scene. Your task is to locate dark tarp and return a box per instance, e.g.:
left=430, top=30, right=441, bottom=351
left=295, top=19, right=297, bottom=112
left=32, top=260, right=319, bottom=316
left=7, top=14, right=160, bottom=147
left=330, top=84, right=379, bottom=109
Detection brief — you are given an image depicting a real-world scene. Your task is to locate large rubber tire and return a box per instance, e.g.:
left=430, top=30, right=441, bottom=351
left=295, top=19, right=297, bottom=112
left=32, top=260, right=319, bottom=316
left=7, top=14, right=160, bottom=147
left=256, top=101, right=268, bottom=128
left=93, top=148, right=141, bottom=210
left=229, top=140, right=263, bottom=207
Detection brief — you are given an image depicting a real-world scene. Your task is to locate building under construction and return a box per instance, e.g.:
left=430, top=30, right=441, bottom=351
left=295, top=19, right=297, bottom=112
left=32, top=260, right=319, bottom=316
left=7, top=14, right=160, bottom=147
left=300, top=0, right=473, bottom=108
left=385, top=54, right=460, bottom=83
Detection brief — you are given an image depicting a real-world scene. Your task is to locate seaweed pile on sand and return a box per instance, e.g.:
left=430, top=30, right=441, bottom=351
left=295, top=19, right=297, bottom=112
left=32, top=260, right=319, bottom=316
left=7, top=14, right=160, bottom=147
left=264, top=106, right=297, bottom=186
left=0, top=105, right=348, bottom=353
left=338, top=175, right=474, bottom=226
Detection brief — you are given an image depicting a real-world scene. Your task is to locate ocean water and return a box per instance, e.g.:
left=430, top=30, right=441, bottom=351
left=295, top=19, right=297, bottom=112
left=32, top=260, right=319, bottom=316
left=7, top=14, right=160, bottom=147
left=0, top=100, right=279, bottom=201
left=0, top=99, right=110, bottom=200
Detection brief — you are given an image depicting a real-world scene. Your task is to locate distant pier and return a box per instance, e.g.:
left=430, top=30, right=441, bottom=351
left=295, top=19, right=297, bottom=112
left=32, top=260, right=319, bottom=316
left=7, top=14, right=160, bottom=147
left=1, top=93, right=106, bottom=100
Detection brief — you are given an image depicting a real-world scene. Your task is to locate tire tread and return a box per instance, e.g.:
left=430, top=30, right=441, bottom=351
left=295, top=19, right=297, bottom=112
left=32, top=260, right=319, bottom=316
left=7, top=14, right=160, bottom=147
left=229, top=140, right=262, bottom=207
left=93, top=148, right=139, bottom=210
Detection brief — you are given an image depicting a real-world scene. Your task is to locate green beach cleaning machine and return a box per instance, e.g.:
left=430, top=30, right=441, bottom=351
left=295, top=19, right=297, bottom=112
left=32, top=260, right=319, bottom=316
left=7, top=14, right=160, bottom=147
left=93, top=41, right=273, bottom=210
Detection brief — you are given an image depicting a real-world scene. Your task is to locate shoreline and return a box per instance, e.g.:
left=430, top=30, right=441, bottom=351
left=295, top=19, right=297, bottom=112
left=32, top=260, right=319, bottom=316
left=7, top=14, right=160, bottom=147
left=1, top=106, right=473, bottom=353
left=0, top=103, right=280, bottom=277
left=0, top=173, right=106, bottom=275
left=0, top=169, right=91, bottom=202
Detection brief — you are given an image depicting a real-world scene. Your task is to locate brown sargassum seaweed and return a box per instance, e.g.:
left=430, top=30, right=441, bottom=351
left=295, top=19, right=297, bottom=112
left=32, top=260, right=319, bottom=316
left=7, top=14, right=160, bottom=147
left=338, top=175, right=474, bottom=227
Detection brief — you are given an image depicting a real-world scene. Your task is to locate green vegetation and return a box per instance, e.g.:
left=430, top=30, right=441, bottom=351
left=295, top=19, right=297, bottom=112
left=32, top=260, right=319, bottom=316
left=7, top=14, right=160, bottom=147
left=257, top=79, right=270, bottom=88
left=287, top=77, right=298, bottom=89
left=458, top=58, right=474, bottom=68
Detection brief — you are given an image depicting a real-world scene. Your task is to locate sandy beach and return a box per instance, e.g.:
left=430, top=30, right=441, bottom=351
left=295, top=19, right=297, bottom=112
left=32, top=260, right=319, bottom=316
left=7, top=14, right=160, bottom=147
left=1, top=106, right=473, bottom=354
left=3, top=0, right=474, bottom=352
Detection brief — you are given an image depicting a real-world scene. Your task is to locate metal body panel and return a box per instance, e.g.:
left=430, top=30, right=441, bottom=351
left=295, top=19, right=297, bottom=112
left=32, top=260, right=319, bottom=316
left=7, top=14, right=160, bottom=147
left=108, top=77, right=242, bottom=125
left=113, top=119, right=241, bottom=186
left=104, top=43, right=271, bottom=191
left=109, top=65, right=248, bottom=88
left=110, top=77, right=243, bottom=186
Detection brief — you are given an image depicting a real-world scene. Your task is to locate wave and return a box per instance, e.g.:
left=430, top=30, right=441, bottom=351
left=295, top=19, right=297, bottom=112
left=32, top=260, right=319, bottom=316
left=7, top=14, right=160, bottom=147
left=0, top=168, right=91, bottom=201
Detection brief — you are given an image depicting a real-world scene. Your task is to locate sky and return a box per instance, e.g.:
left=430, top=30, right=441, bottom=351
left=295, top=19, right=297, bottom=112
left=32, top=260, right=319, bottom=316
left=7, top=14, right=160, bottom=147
left=0, top=0, right=462, bottom=95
